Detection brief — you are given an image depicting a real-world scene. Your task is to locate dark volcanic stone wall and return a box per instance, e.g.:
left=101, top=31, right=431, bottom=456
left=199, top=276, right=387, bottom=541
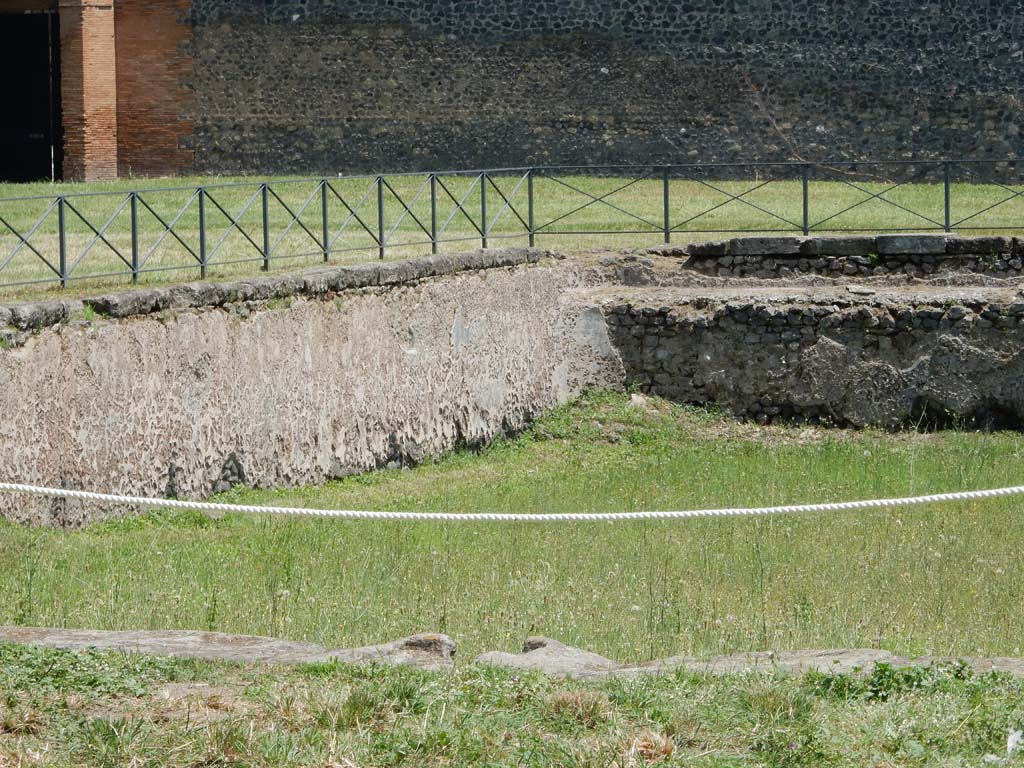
left=605, top=297, right=1024, bottom=430
left=188, top=1, right=1024, bottom=174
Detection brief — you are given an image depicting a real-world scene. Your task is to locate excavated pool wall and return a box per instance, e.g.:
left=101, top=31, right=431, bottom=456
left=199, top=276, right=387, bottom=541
left=0, top=250, right=623, bottom=525
left=2, top=236, right=1023, bottom=526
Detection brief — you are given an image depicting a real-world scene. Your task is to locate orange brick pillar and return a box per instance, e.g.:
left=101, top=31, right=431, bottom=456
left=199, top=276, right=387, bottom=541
left=59, top=0, right=118, bottom=181
left=115, top=0, right=194, bottom=177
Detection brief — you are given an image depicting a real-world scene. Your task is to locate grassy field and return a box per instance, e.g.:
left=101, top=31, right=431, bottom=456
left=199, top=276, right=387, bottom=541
left=2, top=639, right=1023, bottom=767
left=1, top=170, right=1023, bottom=300
left=2, top=392, right=1023, bottom=664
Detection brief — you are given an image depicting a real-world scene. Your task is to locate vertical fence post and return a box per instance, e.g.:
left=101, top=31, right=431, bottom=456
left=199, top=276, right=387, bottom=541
left=321, top=179, right=330, bottom=263
left=480, top=172, right=488, bottom=249
left=377, top=176, right=385, bottom=260
left=261, top=183, right=270, bottom=272
left=198, top=187, right=207, bottom=280
left=57, top=195, right=67, bottom=288
left=130, top=193, right=139, bottom=284
left=801, top=164, right=810, bottom=235
left=663, top=166, right=671, bottom=244
left=943, top=162, right=952, bottom=233
left=528, top=169, right=535, bottom=248
left=429, top=174, right=438, bottom=255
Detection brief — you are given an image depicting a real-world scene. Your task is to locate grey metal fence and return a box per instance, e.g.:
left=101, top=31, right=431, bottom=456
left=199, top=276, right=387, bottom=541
left=1, top=160, right=1022, bottom=292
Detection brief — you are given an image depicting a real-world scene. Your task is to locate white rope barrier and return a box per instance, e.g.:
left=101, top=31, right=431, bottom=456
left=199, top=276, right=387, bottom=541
left=1, top=481, right=1023, bottom=523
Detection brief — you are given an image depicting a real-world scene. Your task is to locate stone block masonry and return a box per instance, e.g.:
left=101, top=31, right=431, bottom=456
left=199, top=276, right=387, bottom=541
left=184, top=1, right=1024, bottom=174
left=59, top=0, right=119, bottom=181
left=113, top=0, right=193, bottom=177
left=4, top=238, right=1024, bottom=526
left=17, top=0, right=194, bottom=181
left=605, top=295, right=1024, bottom=429
left=650, top=235, right=1024, bottom=280
left=38, top=0, right=1024, bottom=178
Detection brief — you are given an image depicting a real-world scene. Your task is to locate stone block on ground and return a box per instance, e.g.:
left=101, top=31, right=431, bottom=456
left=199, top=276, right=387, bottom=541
left=333, top=263, right=380, bottom=289
left=169, top=281, right=239, bottom=308
left=945, top=235, right=1014, bottom=255
left=876, top=234, right=949, bottom=255
left=85, top=289, right=171, bottom=318
left=477, top=637, right=1024, bottom=680
left=0, top=627, right=456, bottom=670
left=475, top=637, right=621, bottom=677
left=9, top=300, right=81, bottom=329
left=802, top=235, right=877, bottom=256
left=729, top=236, right=805, bottom=256
left=685, top=240, right=730, bottom=258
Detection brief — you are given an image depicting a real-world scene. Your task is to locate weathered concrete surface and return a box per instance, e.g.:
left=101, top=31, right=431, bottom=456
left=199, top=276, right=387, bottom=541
left=9, top=626, right=1018, bottom=679
left=0, top=627, right=455, bottom=670
left=475, top=637, right=1024, bottom=680
left=0, top=253, right=623, bottom=525
left=477, top=637, right=621, bottom=677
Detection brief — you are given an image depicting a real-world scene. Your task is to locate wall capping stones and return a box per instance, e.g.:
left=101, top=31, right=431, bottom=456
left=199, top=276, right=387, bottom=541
left=0, top=247, right=554, bottom=335
left=5, top=235, right=1023, bottom=338
left=642, top=234, right=1024, bottom=280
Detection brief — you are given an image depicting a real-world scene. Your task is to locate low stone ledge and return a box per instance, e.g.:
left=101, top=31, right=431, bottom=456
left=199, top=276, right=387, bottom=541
left=801, top=235, right=878, bottom=256
left=671, top=234, right=1024, bottom=280
left=476, top=637, right=621, bottom=677
left=6, top=299, right=83, bottom=331
left=4, top=627, right=1021, bottom=678
left=946, top=235, right=1015, bottom=255
left=729, top=236, right=805, bottom=256
left=684, top=241, right=727, bottom=258
left=876, top=233, right=951, bottom=255
left=474, top=638, right=1024, bottom=679
left=0, top=247, right=547, bottom=330
left=0, top=627, right=456, bottom=670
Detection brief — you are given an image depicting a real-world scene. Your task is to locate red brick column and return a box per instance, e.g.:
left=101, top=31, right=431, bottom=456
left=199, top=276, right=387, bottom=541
left=114, top=0, right=194, bottom=177
left=59, top=0, right=118, bottom=181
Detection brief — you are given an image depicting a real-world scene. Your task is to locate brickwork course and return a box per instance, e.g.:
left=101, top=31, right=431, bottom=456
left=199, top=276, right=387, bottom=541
left=3, top=1, right=1024, bottom=180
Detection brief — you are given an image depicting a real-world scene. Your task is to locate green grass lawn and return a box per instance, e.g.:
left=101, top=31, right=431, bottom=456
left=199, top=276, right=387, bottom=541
left=1, top=636, right=1023, bottom=767
left=2, top=171, right=1023, bottom=301
left=2, top=392, right=1023, bottom=664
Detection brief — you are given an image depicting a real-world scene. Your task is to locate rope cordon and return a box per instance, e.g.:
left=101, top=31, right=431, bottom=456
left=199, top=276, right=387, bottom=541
left=1, top=481, right=1022, bottom=522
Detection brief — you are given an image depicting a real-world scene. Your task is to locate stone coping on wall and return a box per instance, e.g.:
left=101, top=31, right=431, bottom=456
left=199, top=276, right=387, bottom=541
left=0, top=247, right=554, bottom=337
left=644, top=234, right=1024, bottom=279
left=3, top=235, right=1021, bottom=337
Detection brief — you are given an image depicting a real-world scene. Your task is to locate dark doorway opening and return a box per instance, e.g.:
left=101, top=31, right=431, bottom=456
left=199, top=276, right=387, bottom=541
left=0, top=11, right=62, bottom=182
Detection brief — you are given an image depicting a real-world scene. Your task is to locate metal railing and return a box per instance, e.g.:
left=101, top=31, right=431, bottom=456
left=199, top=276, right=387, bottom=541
left=1, top=160, right=1022, bottom=292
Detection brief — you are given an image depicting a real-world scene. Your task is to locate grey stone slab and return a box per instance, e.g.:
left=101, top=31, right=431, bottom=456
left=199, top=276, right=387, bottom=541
left=641, top=245, right=690, bottom=258
left=0, top=627, right=455, bottom=670
left=169, top=281, right=239, bottom=308
left=9, top=300, right=77, bottom=330
left=475, top=637, right=620, bottom=677
left=378, top=260, right=420, bottom=285
left=803, top=236, right=877, bottom=256
left=475, top=638, right=1024, bottom=680
left=685, top=241, right=730, bottom=258
left=876, top=234, right=950, bottom=255
left=334, top=263, right=380, bottom=289
left=86, top=290, right=174, bottom=318
left=946, top=235, right=1014, bottom=255
left=729, top=237, right=806, bottom=256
